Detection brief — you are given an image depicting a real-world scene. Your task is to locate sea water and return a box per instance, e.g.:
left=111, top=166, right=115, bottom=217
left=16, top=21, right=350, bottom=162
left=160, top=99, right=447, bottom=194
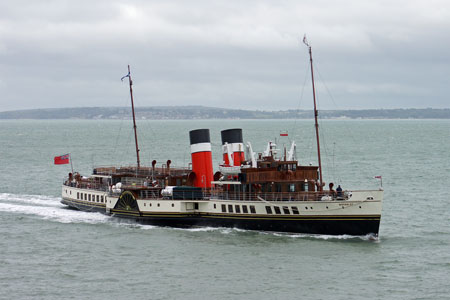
left=0, top=119, right=449, bottom=299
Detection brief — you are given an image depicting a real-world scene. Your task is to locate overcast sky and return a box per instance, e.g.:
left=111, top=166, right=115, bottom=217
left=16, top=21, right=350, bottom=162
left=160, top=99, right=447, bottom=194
left=0, top=0, right=449, bottom=111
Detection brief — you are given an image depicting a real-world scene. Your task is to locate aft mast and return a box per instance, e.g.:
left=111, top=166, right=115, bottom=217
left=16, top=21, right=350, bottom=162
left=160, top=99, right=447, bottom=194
left=303, top=36, right=323, bottom=191
left=125, top=65, right=140, bottom=169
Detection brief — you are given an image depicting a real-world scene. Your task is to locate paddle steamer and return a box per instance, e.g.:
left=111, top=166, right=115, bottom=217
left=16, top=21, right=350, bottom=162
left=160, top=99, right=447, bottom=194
left=61, top=42, right=383, bottom=236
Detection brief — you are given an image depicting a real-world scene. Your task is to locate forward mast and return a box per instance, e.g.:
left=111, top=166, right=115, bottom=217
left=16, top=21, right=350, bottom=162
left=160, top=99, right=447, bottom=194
left=126, top=65, right=141, bottom=169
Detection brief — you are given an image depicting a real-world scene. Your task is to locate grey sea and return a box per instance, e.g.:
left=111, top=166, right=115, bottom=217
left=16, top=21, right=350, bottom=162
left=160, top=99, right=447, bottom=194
left=1, top=119, right=449, bottom=300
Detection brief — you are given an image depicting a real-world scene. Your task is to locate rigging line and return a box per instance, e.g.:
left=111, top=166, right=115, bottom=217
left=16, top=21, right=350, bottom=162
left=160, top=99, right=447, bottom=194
left=312, top=63, right=346, bottom=184
left=289, top=52, right=312, bottom=163
left=291, top=63, right=310, bottom=136
left=316, top=91, right=340, bottom=185
left=313, top=62, right=358, bottom=146
left=112, top=118, right=124, bottom=157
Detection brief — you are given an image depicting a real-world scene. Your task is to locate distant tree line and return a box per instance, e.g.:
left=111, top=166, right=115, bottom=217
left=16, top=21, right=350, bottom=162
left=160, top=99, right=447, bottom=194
left=0, top=106, right=449, bottom=119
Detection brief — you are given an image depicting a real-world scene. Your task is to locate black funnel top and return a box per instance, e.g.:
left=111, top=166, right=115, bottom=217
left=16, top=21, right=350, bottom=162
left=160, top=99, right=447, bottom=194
left=189, top=129, right=211, bottom=145
left=221, top=128, right=243, bottom=144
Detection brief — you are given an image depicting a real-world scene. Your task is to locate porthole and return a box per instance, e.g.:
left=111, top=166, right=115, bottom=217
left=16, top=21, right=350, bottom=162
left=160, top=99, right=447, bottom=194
left=305, top=207, right=308, bottom=210
left=171, top=203, right=174, bottom=207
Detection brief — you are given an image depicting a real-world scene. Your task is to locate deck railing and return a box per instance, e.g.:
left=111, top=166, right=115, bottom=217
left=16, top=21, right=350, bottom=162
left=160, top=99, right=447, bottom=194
left=64, top=178, right=349, bottom=202
left=154, top=190, right=348, bottom=202
left=208, top=190, right=348, bottom=202
left=93, top=165, right=191, bottom=177
left=63, top=179, right=109, bottom=192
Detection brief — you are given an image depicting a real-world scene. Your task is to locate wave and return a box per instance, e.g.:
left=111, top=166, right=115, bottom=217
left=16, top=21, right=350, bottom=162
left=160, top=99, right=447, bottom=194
left=0, top=192, right=61, bottom=207
left=0, top=193, right=109, bottom=224
left=269, top=232, right=379, bottom=241
left=174, top=226, right=378, bottom=241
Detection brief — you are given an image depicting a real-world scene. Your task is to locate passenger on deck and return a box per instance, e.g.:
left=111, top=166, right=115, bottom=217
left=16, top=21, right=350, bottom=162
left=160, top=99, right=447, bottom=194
left=329, top=182, right=336, bottom=197
left=336, top=185, right=343, bottom=198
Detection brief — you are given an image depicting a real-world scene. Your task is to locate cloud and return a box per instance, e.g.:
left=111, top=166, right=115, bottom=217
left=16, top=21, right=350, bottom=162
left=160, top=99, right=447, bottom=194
left=0, top=0, right=449, bottom=111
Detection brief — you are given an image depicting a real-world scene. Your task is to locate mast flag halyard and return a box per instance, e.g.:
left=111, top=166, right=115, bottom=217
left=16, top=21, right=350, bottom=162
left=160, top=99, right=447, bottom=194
left=303, top=35, right=323, bottom=191
left=123, top=65, right=141, bottom=169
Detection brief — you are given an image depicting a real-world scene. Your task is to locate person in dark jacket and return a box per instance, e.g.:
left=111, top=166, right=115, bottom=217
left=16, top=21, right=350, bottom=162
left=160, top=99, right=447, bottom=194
left=336, top=185, right=343, bottom=198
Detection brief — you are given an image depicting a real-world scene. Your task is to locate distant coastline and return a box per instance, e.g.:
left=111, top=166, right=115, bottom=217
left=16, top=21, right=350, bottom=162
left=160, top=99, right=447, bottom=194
left=0, top=106, right=449, bottom=120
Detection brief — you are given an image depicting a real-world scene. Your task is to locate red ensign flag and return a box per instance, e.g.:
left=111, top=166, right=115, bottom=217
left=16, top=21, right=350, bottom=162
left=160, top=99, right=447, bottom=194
left=54, top=154, right=70, bottom=165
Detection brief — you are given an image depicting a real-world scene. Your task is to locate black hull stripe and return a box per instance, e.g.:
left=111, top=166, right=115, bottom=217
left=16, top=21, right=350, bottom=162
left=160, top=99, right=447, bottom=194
left=112, top=209, right=380, bottom=221
left=110, top=214, right=380, bottom=235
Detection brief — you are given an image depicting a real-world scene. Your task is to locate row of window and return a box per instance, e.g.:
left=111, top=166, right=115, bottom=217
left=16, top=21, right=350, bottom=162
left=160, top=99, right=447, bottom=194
left=216, top=203, right=302, bottom=215
left=77, top=192, right=105, bottom=203
left=219, top=204, right=256, bottom=214
left=265, top=205, right=299, bottom=215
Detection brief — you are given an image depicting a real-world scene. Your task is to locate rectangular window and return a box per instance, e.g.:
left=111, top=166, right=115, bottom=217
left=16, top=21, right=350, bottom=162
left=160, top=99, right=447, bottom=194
left=88, top=194, right=91, bottom=201
left=221, top=204, right=226, bottom=212
left=228, top=205, right=233, bottom=213
left=97, top=195, right=99, bottom=202
left=77, top=192, right=79, bottom=199
left=292, top=206, right=299, bottom=214
left=242, top=205, right=248, bottom=213
left=101, top=196, right=104, bottom=202
left=283, top=206, right=290, bottom=214
left=250, top=206, right=256, bottom=214
left=289, top=184, right=295, bottom=192
left=235, top=205, right=241, bottom=213
left=265, top=206, right=273, bottom=214
left=84, top=194, right=87, bottom=200
left=274, top=206, right=281, bottom=214
left=214, top=204, right=216, bottom=209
